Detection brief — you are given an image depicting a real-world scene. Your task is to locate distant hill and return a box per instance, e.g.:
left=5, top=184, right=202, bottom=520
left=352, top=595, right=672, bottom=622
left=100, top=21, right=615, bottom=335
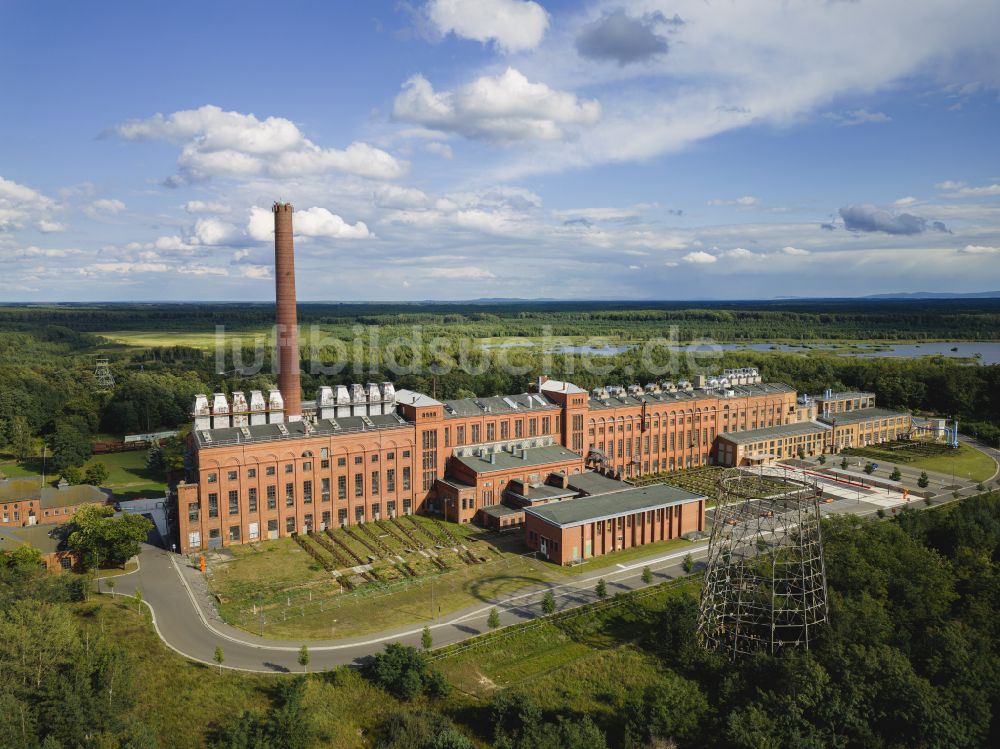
left=863, top=291, right=1000, bottom=300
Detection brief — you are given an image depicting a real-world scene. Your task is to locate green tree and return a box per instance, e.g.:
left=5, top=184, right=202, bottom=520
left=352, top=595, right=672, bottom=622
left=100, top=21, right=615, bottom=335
left=67, top=504, right=153, bottom=570
left=682, top=552, right=695, bottom=573
left=365, top=643, right=445, bottom=701
left=48, top=420, right=93, bottom=473
left=9, top=415, right=34, bottom=461
left=487, top=607, right=500, bottom=630
left=641, top=566, right=653, bottom=584
left=918, top=471, right=929, bottom=488
left=541, top=590, right=556, bottom=615
left=0, top=544, right=44, bottom=569
left=595, top=578, right=607, bottom=599
left=818, top=454, right=827, bottom=465
left=864, top=462, right=876, bottom=475
left=61, top=465, right=83, bottom=485
left=841, top=457, right=849, bottom=470
left=83, top=462, right=110, bottom=486
left=891, top=466, right=902, bottom=481
left=213, top=646, right=225, bottom=675
left=421, top=626, right=433, bottom=651
left=297, top=644, right=310, bottom=672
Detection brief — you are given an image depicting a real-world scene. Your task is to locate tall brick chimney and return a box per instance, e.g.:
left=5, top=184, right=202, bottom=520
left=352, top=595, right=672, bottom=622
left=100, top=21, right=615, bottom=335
left=273, top=202, right=301, bottom=421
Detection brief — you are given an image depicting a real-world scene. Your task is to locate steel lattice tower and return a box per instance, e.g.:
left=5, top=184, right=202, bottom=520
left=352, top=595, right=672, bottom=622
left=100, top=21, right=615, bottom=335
left=697, top=469, right=829, bottom=658
left=94, top=356, right=115, bottom=391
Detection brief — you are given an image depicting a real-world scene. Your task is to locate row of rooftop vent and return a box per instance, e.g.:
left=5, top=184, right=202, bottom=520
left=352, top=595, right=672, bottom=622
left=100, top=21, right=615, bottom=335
left=193, top=383, right=397, bottom=430
left=590, top=369, right=762, bottom=401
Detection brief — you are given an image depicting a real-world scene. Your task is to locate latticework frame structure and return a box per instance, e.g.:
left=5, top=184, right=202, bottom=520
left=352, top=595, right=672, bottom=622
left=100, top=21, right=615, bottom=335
left=94, top=356, right=115, bottom=391
left=697, top=469, right=829, bottom=658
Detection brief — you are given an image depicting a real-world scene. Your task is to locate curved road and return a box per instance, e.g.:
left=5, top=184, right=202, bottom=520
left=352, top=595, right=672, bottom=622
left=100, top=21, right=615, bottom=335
left=108, top=458, right=992, bottom=673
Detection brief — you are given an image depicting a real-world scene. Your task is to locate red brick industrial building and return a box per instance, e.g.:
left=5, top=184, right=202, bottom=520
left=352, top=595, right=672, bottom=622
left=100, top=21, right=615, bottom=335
left=173, top=203, right=913, bottom=562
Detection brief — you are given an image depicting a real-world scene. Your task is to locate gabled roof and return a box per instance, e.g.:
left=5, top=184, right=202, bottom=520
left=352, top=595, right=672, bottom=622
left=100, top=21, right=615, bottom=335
left=442, top=392, right=558, bottom=418
left=525, top=483, right=704, bottom=528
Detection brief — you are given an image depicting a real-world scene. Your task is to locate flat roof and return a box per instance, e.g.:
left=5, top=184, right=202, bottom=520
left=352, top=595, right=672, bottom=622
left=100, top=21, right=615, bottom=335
left=719, top=421, right=831, bottom=445
left=814, top=391, right=874, bottom=401
left=525, top=483, right=704, bottom=529
left=454, top=444, right=582, bottom=475
left=480, top=504, right=524, bottom=519
left=0, top=524, right=69, bottom=555
left=0, top=479, right=110, bottom=509
left=442, top=392, right=558, bottom=418
left=587, top=382, right=795, bottom=411
left=819, top=407, right=910, bottom=426
left=505, top=482, right=577, bottom=502
left=194, top=411, right=411, bottom=449
left=567, top=471, right=631, bottom=497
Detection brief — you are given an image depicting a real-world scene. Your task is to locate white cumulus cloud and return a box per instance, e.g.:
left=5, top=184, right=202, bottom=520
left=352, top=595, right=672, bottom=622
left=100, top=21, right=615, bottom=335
left=426, top=0, right=548, bottom=53
left=393, top=68, right=600, bottom=141
left=683, top=250, right=717, bottom=264
left=247, top=206, right=371, bottom=241
left=114, top=105, right=407, bottom=183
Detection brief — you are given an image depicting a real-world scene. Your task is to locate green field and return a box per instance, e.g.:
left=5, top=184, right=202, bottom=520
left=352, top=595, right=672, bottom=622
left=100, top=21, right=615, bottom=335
left=0, top=449, right=166, bottom=500
left=207, top=516, right=571, bottom=639
left=98, top=328, right=272, bottom=349
left=843, top=441, right=996, bottom=483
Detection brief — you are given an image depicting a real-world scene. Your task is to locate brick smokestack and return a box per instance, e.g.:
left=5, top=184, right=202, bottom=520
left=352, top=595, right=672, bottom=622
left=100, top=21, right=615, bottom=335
left=273, top=202, right=301, bottom=421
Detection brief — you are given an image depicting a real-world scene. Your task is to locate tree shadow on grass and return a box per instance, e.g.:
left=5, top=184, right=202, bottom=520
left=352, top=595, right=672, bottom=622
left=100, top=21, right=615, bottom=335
left=466, top=574, right=550, bottom=605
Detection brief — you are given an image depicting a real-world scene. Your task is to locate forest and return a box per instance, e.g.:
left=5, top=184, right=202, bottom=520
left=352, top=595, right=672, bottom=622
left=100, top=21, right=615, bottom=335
left=3, top=491, right=999, bottom=748
left=0, top=300, right=998, bottom=478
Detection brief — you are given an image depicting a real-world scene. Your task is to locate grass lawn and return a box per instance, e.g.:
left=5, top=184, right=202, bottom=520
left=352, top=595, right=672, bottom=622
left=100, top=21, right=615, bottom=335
left=207, top=517, right=572, bottom=639
left=0, top=449, right=165, bottom=500
left=907, top=443, right=997, bottom=483
left=538, top=536, right=695, bottom=576
left=85, top=451, right=167, bottom=499
left=74, top=597, right=416, bottom=749
left=95, top=559, right=140, bottom=579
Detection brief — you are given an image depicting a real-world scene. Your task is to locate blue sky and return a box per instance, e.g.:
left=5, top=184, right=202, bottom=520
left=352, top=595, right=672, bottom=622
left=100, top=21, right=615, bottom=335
left=2, top=0, right=999, bottom=301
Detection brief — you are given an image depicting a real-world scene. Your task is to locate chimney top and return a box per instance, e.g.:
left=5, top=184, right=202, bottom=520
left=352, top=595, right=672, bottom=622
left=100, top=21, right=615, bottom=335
left=272, top=202, right=293, bottom=213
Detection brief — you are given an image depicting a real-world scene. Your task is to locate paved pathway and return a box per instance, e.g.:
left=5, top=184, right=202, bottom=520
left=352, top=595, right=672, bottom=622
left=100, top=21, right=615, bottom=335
left=107, top=456, right=991, bottom=673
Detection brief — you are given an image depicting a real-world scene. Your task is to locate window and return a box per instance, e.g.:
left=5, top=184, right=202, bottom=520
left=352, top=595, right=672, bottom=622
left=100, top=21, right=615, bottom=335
left=207, top=473, right=217, bottom=484
left=209, top=528, right=220, bottom=539
left=248, top=488, right=258, bottom=513
left=228, top=470, right=237, bottom=481
left=371, top=471, right=380, bottom=495
left=457, top=426, right=465, bottom=445
left=208, top=493, right=219, bottom=518
left=338, top=475, right=347, bottom=499
left=337, top=457, right=346, bottom=467
left=304, top=514, right=313, bottom=531
left=355, top=506, right=365, bottom=523
left=338, top=508, right=348, bottom=526
left=228, top=490, right=239, bottom=515
left=403, top=499, right=411, bottom=514
left=542, top=417, right=550, bottom=433
left=187, top=502, right=199, bottom=522
left=354, top=456, right=363, bottom=465
left=247, top=468, right=257, bottom=478
left=354, top=473, right=363, bottom=498
left=285, top=463, right=294, bottom=474
left=229, top=525, right=240, bottom=541
left=529, top=418, right=537, bottom=436
left=321, top=478, right=330, bottom=501
left=515, top=420, right=523, bottom=438
left=387, top=468, right=395, bottom=493
left=285, top=483, right=294, bottom=507
left=267, top=519, right=278, bottom=532
left=500, top=421, right=509, bottom=440
left=386, top=451, right=394, bottom=460
left=387, top=500, right=396, bottom=516
left=303, top=461, right=312, bottom=472
left=321, top=510, right=330, bottom=528
left=444, top=427, right=450, bottom=448
left=266, top=466, right=276, bottom=476
left=372, top=503, right=380, bottom=519
left=471, top=424, right=480, bottom=442
left=267, top=485, right=276, bottom=509
left=487, top=423, right=495, bottom=441
left=303, top=480, right=313, bottom=504
left=286, top=517, right=295, bottom=533
left=371, top=454, right=379, bottom=463
left=402, top=467, right=411, bottom=491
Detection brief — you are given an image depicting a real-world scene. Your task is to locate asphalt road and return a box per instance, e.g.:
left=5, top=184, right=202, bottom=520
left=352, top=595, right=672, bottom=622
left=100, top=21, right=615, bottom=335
left=107, top=455, right=995, bottom=673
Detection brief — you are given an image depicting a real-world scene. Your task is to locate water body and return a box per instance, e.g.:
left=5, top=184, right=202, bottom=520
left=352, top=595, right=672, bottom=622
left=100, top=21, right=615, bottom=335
left=483, top=340, right=1000, bottom=364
